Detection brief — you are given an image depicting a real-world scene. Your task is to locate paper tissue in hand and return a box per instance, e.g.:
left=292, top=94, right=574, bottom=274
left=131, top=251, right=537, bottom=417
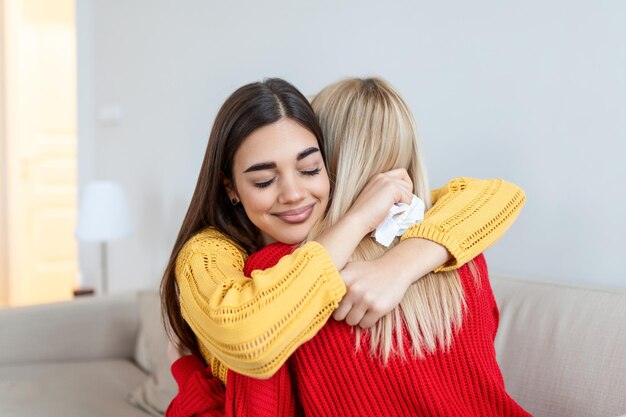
left=372, top=195, right=425, bottom=247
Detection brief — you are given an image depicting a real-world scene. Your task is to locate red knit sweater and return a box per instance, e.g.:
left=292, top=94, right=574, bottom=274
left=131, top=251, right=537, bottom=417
left=165, top=244, right=296, bottom=417
left=168, top=243, right=531, bottom=417
left=166, top=354, right=225, bottom=417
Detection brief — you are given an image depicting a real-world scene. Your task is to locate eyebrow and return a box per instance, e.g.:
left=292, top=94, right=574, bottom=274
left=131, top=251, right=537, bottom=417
left=244, top=162, right=276, bottom=173
left=297, top=147, right=320, bottom=161
left=243, top=147, right=320, bottom=173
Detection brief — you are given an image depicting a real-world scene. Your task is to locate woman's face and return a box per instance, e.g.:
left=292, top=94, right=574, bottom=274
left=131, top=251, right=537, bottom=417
left=226, top=118, right=330, bottom=246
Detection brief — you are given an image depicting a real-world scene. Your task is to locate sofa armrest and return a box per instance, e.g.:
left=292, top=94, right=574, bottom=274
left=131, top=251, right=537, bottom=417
left=0, top=293, right=140, bottom=366
left=492, top=276, right=626, bottom=417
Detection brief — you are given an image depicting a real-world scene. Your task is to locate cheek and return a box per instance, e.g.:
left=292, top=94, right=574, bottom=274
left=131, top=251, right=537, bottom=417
left=238, top=185, right=274, bottom=217
left=308, top=175, right=330, bottom=215
left=318, top=172, right=331, bottom=201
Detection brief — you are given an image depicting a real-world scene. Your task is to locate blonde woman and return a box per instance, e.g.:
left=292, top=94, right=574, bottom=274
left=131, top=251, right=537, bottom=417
left=279, top=78, right=530, bottom=415
left=163, top=78, right=527, bottom=416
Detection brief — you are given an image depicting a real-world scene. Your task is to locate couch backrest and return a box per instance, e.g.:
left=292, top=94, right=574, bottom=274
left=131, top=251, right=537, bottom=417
left=492, top=276, right=626, bottom=417
left=0, top=293, right=140, bottom=366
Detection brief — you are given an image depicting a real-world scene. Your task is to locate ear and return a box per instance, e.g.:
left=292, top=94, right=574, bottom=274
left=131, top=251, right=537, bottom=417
left=223, top=177, right=240, bottom=203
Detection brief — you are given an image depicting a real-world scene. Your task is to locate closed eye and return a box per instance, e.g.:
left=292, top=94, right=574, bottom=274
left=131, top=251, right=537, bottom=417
left=253, top=168, right=320, bottom=188
left=254, top=178, right=275, bottom=189
left=301, top=168, right=321, bottom=176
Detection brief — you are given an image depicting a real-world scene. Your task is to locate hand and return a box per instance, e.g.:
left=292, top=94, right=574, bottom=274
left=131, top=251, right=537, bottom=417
left=345, top=169, right=413, bottom=235
left=334, top=259, right=411, bottom=328
left=314, top=169, right=413, bottom=271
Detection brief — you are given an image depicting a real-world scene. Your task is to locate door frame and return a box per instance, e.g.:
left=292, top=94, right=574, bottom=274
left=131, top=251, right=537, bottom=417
left=0, top=0, right=9, bottom=306
left=1, top=0, right=79, bottom=305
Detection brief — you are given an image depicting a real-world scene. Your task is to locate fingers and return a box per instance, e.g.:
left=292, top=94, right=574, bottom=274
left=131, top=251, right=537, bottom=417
left=358, top=311, right=381, bottom=329
left=386, top=178, right=412, bottom=205
left=346, top=168, right=415, bottom=235
left=335, top=301, right=386, bottom=328
left=334, top=285, right=394, bottom=329
left=345, top=303, right=369, bottom=327
left=375, top=169, right=413, bottom=205
left=383, top=169, right=412, bottom=189
left=335, top=259, right=409, bottom=330
left=336, top=268, right=356, bottom=322
left=333, top=298, right=353, bottom=321
left=395, top=183, right=413, bottom=205
left=382, top=168, right=411, bottom=183
left=392, top=170, right=413, bottom=205
left=335, top=280, right=388, bottom=328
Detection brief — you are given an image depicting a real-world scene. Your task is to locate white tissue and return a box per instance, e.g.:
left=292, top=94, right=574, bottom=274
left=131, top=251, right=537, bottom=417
left=372, top=195, right=425, bottom=247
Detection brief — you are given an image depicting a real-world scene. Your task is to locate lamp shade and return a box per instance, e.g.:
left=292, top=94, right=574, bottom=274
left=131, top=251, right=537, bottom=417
left=76, top=181, right=133, bottom=242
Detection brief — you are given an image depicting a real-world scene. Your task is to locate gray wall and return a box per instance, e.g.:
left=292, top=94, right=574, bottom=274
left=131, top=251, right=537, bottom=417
left=76, top=0, right=626, bottom=292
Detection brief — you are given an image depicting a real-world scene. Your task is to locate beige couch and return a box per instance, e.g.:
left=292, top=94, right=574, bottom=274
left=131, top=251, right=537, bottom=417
left=1, top=276, right=625, bottom=417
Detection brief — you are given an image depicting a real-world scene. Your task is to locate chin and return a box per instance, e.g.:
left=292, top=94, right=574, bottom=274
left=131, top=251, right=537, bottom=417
left=262, top=220, right=315, bottom=246
left=277, top=235, right=306, bottom=246
left=275, top=228, right=309, bottom=246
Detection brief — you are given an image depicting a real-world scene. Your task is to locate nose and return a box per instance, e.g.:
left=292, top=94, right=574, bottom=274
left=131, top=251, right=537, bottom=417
left=278, top=174, right=305, bottom=205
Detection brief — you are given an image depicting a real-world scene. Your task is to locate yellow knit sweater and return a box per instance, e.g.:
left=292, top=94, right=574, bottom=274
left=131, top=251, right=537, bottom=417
left=175, top=177, right=525, bottom=381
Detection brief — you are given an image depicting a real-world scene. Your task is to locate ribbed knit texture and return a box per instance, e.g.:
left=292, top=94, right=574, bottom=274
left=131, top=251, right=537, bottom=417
left=223, top=243, right=308, bottom=417
left=167, top=243, right=299, bottom=417
left=166, top=355, right=225, bottom=417
left=166, top=242, right=531, bottom=416
left=229, top=243, right=532, bottom=417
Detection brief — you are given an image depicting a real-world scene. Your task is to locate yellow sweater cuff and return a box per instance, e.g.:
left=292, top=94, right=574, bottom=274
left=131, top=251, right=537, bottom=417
left=401, top=178, right=526, bottom=272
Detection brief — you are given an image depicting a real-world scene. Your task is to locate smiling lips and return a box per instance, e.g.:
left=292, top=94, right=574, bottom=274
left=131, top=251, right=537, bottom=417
left=272, top=203, right=315, bottom=224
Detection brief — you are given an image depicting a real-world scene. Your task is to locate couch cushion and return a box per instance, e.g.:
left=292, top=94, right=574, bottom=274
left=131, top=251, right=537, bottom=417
left=0, top=359, right=149, bottom=417
left=129, top=290, right=177, bottom=416
left=0, top=293, right=139, bottom=366
left=492, top=276, right=626, bottom=417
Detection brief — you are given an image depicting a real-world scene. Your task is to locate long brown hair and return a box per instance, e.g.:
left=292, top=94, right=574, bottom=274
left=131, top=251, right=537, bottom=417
left=161, top=78, right=326, bottom=359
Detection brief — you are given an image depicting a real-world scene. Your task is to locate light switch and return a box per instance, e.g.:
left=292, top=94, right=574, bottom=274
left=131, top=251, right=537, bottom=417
left=98, top=105, right=124, bottom=126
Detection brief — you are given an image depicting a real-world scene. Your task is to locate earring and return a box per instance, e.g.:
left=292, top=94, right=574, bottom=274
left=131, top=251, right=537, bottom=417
left=230, top=198, right=239, bottom=205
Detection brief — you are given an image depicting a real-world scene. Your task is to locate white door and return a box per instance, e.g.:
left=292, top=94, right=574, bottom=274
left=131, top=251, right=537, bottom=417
left=2, top=0, right=78, bottom=305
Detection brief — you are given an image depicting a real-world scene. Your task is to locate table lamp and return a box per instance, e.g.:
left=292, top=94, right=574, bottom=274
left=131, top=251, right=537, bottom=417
left=76, top=181, right=132, bottom=294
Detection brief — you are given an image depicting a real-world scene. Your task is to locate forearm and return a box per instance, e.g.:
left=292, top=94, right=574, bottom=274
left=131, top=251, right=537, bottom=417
left=379, top=238, right=452, bottom=286
left=403, top=178, right=525, bottom=271
left=314, top=214, right=369, bottom=270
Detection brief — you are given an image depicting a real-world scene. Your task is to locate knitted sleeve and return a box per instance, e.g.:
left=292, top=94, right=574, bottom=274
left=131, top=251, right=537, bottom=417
left=401, top=177, right=525, bottom=272
left=175, top=228, right=346, bottom=380
left=165, top=355, right=225, bottom=417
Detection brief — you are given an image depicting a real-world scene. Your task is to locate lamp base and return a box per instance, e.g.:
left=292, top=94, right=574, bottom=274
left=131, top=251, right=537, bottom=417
left=73, top=287, right=95, bottom=297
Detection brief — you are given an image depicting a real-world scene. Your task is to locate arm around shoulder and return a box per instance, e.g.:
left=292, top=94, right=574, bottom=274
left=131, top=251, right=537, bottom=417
left=175, top=229, right=346, bottom=379
left=401, top=178, right=526, bottom=271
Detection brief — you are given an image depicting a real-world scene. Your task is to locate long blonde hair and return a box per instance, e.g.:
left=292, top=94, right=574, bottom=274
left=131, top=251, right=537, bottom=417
left=310, top=78, right=474, bottom=362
